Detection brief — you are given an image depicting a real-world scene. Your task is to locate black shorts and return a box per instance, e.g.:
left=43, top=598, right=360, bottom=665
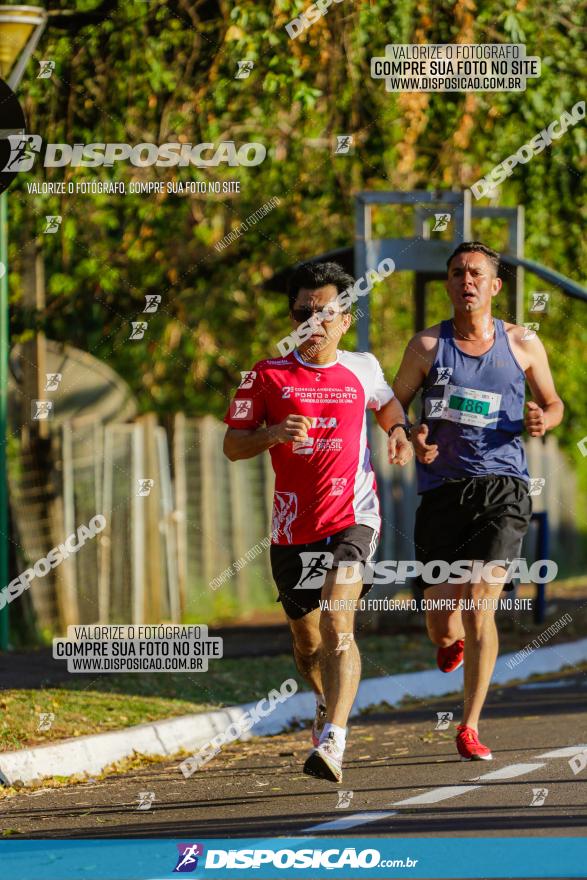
left=414, top=475, right=532, bottom=591
left=270, top=525, right=378, bottom=620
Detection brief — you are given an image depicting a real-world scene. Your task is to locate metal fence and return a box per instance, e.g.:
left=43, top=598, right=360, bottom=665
left=8, top=415, right=585, bottom=636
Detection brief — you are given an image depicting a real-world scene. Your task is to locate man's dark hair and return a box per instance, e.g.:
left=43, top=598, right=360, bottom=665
left=287, top=261, right=355, bottom=312
left=446, top=241, right=500, bottom=275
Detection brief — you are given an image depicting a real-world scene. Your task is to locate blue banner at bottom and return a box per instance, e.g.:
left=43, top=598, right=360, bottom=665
left=0, top=837, right=586, bottom=879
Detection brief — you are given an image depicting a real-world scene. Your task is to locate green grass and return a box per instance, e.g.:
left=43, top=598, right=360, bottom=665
left=0, top=633, right=435, bottom=751
left=2, top=599, right=585, bottom=753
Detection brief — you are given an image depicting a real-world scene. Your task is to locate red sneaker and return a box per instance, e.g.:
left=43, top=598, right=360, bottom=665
left=437, top=639, right=464, bottom=673
left=456, top=724, right=493, bottom=761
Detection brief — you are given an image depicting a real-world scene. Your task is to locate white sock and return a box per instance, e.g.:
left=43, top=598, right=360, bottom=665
left=320, top=722, right=346, bottom=751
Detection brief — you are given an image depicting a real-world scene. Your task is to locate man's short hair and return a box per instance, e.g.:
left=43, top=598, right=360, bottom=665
left=287, top=261, right=355, bottom=312
left=446, top=241, right=500, bottom=275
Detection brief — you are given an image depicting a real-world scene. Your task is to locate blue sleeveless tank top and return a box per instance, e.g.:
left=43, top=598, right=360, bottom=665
left=416, top=318, right=529, bottom=493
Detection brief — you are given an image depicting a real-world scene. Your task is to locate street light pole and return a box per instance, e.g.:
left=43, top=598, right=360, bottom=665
left=0, top=4, right=47, bottom=650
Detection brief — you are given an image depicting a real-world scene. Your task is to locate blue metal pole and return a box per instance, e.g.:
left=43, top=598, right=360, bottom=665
left=533, top=511, right=549, bottom=625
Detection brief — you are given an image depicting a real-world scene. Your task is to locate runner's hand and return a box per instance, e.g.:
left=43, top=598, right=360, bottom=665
left=274, top=414, right=313, bottom=443
left=525, top=401, right=546, bottom=436
left=387, top=428, right=414, bottom=467
left=411, top=423, right=438, bottom=464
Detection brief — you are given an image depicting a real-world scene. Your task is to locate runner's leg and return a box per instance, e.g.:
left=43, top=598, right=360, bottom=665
left=424, top=582, right=465, bottom=647
left=460, top=568, right=505, bottom=730
left=287, top=608, right=323, bottom=696
left=319, top=566, right=364, bottom=728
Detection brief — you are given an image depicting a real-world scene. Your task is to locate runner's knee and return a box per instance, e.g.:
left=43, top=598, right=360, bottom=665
left=289, top=619, right=321, bottom=658
left=426, top=615, right=461, bottom=647
left=319, top=611, right=354, bottom=647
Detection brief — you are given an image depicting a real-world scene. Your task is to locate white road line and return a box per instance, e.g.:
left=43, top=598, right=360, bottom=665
left=391, top=785, right=480, bottom=806
left=302, top=811, right=396, bottom=833
left=536, top=745, right=587, bottom=759
left=469, top=762, right=546, bottom=781
left=301, top=744, right=587, bottom=835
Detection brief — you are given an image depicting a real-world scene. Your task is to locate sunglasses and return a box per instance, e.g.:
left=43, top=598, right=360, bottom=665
left=291, top=305, right=345, bottom=323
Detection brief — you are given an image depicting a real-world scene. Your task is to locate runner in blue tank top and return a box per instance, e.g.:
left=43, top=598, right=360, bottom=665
left=393, top=242, right=563, bottom=761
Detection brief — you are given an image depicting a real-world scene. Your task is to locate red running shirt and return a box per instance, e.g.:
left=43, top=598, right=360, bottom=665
left=224, top=349, right=394, bottom=545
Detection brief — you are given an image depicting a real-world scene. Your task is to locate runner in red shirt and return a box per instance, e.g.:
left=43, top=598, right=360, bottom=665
left=224, top=261, right=412, bottom=782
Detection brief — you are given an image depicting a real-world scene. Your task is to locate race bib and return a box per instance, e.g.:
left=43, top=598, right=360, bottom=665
left=427, top=383, right=501, bottom=428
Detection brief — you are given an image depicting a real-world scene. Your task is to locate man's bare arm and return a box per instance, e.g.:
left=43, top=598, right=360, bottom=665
left=392, top=332, right=435, bottom=411
left=516, top=331, right=564, bottom=435
left=374, top=395, right=408, bottom=434
left=223, top=415, right=312, bottom=461
left=393, top=329, right=439, bottom=462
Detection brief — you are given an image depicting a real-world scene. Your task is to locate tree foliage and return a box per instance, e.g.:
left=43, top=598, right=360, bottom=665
left=7, top=0, right=587, bottom=464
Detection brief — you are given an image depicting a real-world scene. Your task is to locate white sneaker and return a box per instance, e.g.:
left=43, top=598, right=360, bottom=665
left=311, top=703, right=327, bottom=747
left=303, top=731, right=344, bottom=783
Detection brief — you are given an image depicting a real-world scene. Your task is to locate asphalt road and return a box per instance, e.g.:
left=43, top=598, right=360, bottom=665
left=1, top=668, right=586, bottom=840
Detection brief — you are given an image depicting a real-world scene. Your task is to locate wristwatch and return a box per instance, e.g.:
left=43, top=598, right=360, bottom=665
left=387, top=422, right=413, bottom=441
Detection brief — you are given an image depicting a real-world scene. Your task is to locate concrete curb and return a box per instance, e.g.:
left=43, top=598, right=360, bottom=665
left=2, top=637, right=586, bottom=786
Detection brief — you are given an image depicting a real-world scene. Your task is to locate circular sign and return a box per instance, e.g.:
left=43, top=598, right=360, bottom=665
left=0, top=78, right=27, bottom=195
